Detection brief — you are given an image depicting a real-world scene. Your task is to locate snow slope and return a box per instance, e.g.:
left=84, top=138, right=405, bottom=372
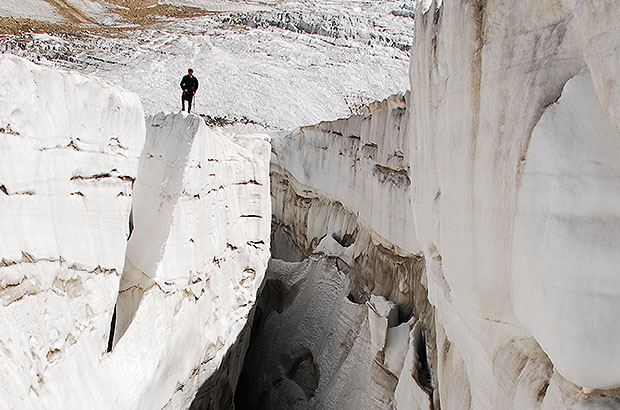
left=0, top=0, right=121, bottom=25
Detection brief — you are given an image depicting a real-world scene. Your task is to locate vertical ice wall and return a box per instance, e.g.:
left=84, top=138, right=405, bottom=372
left=0, top=55, right=271, bottom=409
left=0, top=54, right=144, bottom=408
left=409, top=0, right=620, bottom=408
left=109, top=113, right=271, bottom=410
left=272, top=93, right=418, bottom=255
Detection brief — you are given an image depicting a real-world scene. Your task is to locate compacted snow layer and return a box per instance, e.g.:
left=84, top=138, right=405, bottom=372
left=0, top=55, right=271, bottom=409
left=113, top=113, right=270, bottom=349
left=0, top=54, right=144, bottom=408
left=272, top=93, right=418, bottom=254
left=409, top=0, right=620, bottom=407
left=109, top=113, right=271, bottom=410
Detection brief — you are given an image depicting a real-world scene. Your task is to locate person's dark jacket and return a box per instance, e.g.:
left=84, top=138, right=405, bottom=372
left=180, top=74, right=199, bottom=97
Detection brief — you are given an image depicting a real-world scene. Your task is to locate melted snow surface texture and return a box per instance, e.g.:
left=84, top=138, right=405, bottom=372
left=410, top=0, right=620, bottom=405
left=272, top=93, right=419, bottom=254
left=239, top=256, right=422, bottom=410
left=0, top=54, right=144, bottom=408
left=239, top=256, right=374, bottom=410
left=512, top=72, right=620, bottom=389
left=0, top=0, right=61, bottom=22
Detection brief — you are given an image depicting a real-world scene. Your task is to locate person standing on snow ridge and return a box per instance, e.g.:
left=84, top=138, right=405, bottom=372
left=180, top=68, right=199, bottom=113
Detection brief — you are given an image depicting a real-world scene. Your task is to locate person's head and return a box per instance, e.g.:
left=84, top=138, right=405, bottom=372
left=188, top=68, right=193, bottom=76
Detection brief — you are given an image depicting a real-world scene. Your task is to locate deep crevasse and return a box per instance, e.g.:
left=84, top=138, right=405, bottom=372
left=2, top=0, right=620, bottom=407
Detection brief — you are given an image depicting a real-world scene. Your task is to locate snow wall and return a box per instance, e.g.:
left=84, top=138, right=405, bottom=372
left=409, top=0, right=620, bottom=408
left=0, top=54, right=271, bottom=410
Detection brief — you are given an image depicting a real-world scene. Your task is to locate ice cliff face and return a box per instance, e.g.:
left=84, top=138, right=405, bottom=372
left=409, top=0, right=620, bottom=408
left=0, top=54, right=144, bottom=407
left=272, top=93, right=417, bottom=256
left=0, top=55, right=271, bottom=409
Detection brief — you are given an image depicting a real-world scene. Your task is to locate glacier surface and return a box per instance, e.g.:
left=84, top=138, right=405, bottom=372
left=0, top=0, right=414, bottom=130
left=2, top=0, right=620, bottom=409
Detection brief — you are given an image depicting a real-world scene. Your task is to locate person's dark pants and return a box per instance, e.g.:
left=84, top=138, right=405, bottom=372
left=182, top=92, right=194, bottom=113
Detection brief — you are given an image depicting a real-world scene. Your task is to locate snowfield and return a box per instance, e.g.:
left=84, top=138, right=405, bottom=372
left=0, top=0, right=61, bottom=23
left=0, top=0, right=415, bottom=129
